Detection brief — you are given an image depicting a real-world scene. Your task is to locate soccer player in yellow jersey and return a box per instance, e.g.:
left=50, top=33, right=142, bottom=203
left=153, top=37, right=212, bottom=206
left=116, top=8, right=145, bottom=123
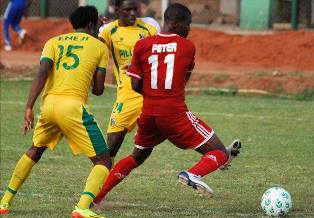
left=0, top=6, right=111, bottom=218
left=94, top=0, right=158, bottom=204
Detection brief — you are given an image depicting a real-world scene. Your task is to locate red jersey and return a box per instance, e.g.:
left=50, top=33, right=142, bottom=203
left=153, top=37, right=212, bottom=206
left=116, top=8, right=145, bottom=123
left=127, top=33, right=195, bottom=115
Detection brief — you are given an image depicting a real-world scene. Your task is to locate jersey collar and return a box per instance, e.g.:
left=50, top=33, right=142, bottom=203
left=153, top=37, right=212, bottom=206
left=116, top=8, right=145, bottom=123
left=157, top=32, right=178, bottom=37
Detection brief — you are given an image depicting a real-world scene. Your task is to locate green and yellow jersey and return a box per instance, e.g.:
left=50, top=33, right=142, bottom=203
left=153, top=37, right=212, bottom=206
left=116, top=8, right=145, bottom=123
left=40, top=32, right=109, bottom=103
left=98, top=18, right=157, bottom=97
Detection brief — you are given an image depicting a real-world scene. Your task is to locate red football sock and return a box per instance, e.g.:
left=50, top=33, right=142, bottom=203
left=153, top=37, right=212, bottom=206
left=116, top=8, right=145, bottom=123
left=188, top=150, right=227, bottom=177
left=93, top=155, right=138, bottom=204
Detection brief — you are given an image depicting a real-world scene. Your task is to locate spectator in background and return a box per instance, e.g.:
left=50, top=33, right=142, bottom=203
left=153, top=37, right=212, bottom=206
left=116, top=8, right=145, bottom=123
left=3, top=0, right=32, bottom=51
left=139, top=0, right=156, bottom=18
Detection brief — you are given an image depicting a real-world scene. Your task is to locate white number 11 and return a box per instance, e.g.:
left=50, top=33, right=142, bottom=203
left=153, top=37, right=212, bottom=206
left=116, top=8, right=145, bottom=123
left=148, top=54, right=175, bottom=90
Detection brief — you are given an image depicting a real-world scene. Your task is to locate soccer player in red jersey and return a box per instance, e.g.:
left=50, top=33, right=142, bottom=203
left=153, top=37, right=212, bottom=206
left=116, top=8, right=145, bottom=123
left=94, top=3, right=241, bottom=204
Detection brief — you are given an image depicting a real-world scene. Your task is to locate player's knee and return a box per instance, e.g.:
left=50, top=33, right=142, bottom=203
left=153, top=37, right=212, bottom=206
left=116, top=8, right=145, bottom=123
left=90, top=152, right=112, bottom=170
left=132, top=148, right=153, bottom=166
left=26, top=145, right=46, bottom=162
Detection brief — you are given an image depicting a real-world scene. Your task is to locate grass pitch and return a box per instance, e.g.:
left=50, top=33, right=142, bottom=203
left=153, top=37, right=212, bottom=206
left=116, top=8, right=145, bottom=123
left=0, top=79, right=313, bottom=217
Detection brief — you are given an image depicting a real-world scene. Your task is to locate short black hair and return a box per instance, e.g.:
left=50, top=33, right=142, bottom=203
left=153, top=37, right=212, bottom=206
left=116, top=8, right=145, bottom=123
left=113, top=0, right=126, bottom=7
left=113, top=0, right=139, bottom=7
left=164, top=3, right=191, bottom=23
left=69, top=6, right=98, bottom=29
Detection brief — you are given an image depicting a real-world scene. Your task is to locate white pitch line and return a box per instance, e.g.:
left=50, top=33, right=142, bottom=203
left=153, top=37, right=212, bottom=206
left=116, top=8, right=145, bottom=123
left=0, top=100, right=307, bottom=121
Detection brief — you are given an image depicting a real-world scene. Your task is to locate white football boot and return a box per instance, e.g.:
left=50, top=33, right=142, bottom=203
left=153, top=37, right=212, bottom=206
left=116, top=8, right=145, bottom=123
left=4, top=45, right=12, bottom=51
left=178, top=171, right=214, bottom=198
left=18, top=29, right=27, bottom=45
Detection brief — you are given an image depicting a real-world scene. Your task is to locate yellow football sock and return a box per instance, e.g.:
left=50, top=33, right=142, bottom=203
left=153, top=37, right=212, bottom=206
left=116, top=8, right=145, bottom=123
left=1, top=154, right=35, bottom=204
left=77, top=165, right=109, bottom=209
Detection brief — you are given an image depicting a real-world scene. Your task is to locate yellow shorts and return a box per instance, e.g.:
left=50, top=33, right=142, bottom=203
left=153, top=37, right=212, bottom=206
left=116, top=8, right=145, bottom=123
left=107, top=92, right=143, bottom=133
left=33, top=95, right=108, bottom=157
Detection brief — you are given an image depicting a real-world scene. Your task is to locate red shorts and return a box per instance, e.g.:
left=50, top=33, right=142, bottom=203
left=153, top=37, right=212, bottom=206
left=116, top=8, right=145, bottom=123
left=134, top=111, right=214, bottom=150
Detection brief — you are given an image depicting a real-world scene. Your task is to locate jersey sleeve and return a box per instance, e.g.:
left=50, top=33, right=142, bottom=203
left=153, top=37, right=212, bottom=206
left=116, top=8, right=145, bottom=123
left=98, top=24, right=111, bottom=48
left=126, top=41, right=143, bottom=79
left=97, top=45, right=109, bottom=74
left=147, top=23, right=158, bottom=36
left=140, top=17, right=160, bottom=33
left=40, top=39, right=54, bottom=65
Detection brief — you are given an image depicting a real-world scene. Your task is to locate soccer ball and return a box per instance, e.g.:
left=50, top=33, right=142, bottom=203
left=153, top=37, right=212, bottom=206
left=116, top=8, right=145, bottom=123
left=261, top=187, right=292, bottom=217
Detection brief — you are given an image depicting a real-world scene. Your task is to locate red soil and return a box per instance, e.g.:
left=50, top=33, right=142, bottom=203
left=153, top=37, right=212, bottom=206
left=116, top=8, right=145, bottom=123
left=1, top=19, right=313, bottom=95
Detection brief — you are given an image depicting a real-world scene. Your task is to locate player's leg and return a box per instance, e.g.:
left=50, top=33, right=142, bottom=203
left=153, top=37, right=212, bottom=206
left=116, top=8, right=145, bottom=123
left=3, top=2, right=14, bottom=51
left=107, top=130, right=127, bottom=164
left=58, top=102, right=111, bottom=218
left=0, top=100, right=62, bottom=214
left=106, top=96, right=142, bottom=165
left=158, top=111, right=240, bottom=197
left=10, top=6, right=26, bottom=45
left=177, top=133, right=229, bottom=198
left=94, top=114, right=161, bottom=205
left=72, top=153, right=111, bottom=218
left=178, top=134, right=242, bottom=197
left=93, top=147, right=153, bottom=204
left=0, top=145, right=47, bottom=214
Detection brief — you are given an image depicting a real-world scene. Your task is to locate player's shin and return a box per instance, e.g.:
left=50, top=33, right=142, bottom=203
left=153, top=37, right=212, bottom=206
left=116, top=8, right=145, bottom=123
left=188, top=150, right=228, bottom=176
left=77, top=165, right=109, bottom=210
left=93, top=155, right=138, bottom=204
left=1, top=154, right=36, bottom=205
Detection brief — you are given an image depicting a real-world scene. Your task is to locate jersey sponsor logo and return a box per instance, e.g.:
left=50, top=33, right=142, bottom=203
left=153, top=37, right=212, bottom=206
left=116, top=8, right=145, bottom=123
left=152, top=43, right=177, bottom=53
left=119, top=49, right=133, bottom=58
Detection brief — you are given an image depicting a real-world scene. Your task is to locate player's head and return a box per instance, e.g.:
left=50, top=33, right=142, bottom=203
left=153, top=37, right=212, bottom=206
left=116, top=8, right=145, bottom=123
left=115, top=0, right=140, bottom=26
left=69, top=6, right=99, bottom=37
left=163, top=3, right=192, bottom=38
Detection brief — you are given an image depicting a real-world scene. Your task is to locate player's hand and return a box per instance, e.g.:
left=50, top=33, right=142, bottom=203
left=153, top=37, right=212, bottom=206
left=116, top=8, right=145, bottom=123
left=22, top=107, right=34, bottom=134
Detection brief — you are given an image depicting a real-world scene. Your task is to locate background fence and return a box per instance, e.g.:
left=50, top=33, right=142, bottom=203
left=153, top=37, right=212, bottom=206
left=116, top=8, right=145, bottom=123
left=1, top=0, right=313, bottom=29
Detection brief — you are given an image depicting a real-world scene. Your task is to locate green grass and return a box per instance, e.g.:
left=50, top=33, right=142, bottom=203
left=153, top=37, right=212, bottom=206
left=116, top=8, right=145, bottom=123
left=0, top=80, right=313, bottom=217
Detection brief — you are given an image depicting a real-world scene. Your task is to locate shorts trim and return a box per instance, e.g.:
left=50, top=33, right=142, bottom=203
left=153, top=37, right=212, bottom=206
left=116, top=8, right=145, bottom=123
left=186, top=111, right=211, bottom=138
left=82, top=107, right=108, bottom=155
left=193, top=130, right=215, bottom=150
left=126, top=71, right=141, bottom=79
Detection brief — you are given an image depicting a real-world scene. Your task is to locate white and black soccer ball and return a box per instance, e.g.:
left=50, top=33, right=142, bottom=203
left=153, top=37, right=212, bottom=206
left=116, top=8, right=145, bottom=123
left=261, top=187, right=292, bottom=217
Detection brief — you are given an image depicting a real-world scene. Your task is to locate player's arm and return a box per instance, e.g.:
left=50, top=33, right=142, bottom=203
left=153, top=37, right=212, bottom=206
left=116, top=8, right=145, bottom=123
left=127, top=41, right=143, bottom=94
left=23, top=61, right=52, bottom=134
left=131, top=77, right=143, bottom=94
left=92, top=69, right=106, bottom=95
left=92, top=45, right=109, bottom=95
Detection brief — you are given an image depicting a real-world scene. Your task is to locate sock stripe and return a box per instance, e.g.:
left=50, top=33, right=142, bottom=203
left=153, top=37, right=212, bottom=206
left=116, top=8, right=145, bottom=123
left=7, top=187, right=17, bottom=195
left=82, top=191, right=96, bottom=199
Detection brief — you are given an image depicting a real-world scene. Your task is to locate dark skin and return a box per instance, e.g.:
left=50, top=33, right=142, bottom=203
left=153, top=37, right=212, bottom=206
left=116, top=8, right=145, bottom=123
left=129, top=14, right=228, bottom=165
left=117, top=0, right=140, bottom=27
left=99, top=0, right=140, bottom=158
left=22, top=22, right=111, bottom=169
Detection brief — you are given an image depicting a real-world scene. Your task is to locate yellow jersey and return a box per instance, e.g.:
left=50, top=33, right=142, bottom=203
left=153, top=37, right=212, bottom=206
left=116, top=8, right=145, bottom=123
left=98, top=18, right=157, bottom=96
left=40, top=32, right=109, bottom=103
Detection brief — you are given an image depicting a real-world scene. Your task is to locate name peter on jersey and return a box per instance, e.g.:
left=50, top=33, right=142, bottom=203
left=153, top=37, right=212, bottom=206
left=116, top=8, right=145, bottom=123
left=152, top=43, right=177, bottom=53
